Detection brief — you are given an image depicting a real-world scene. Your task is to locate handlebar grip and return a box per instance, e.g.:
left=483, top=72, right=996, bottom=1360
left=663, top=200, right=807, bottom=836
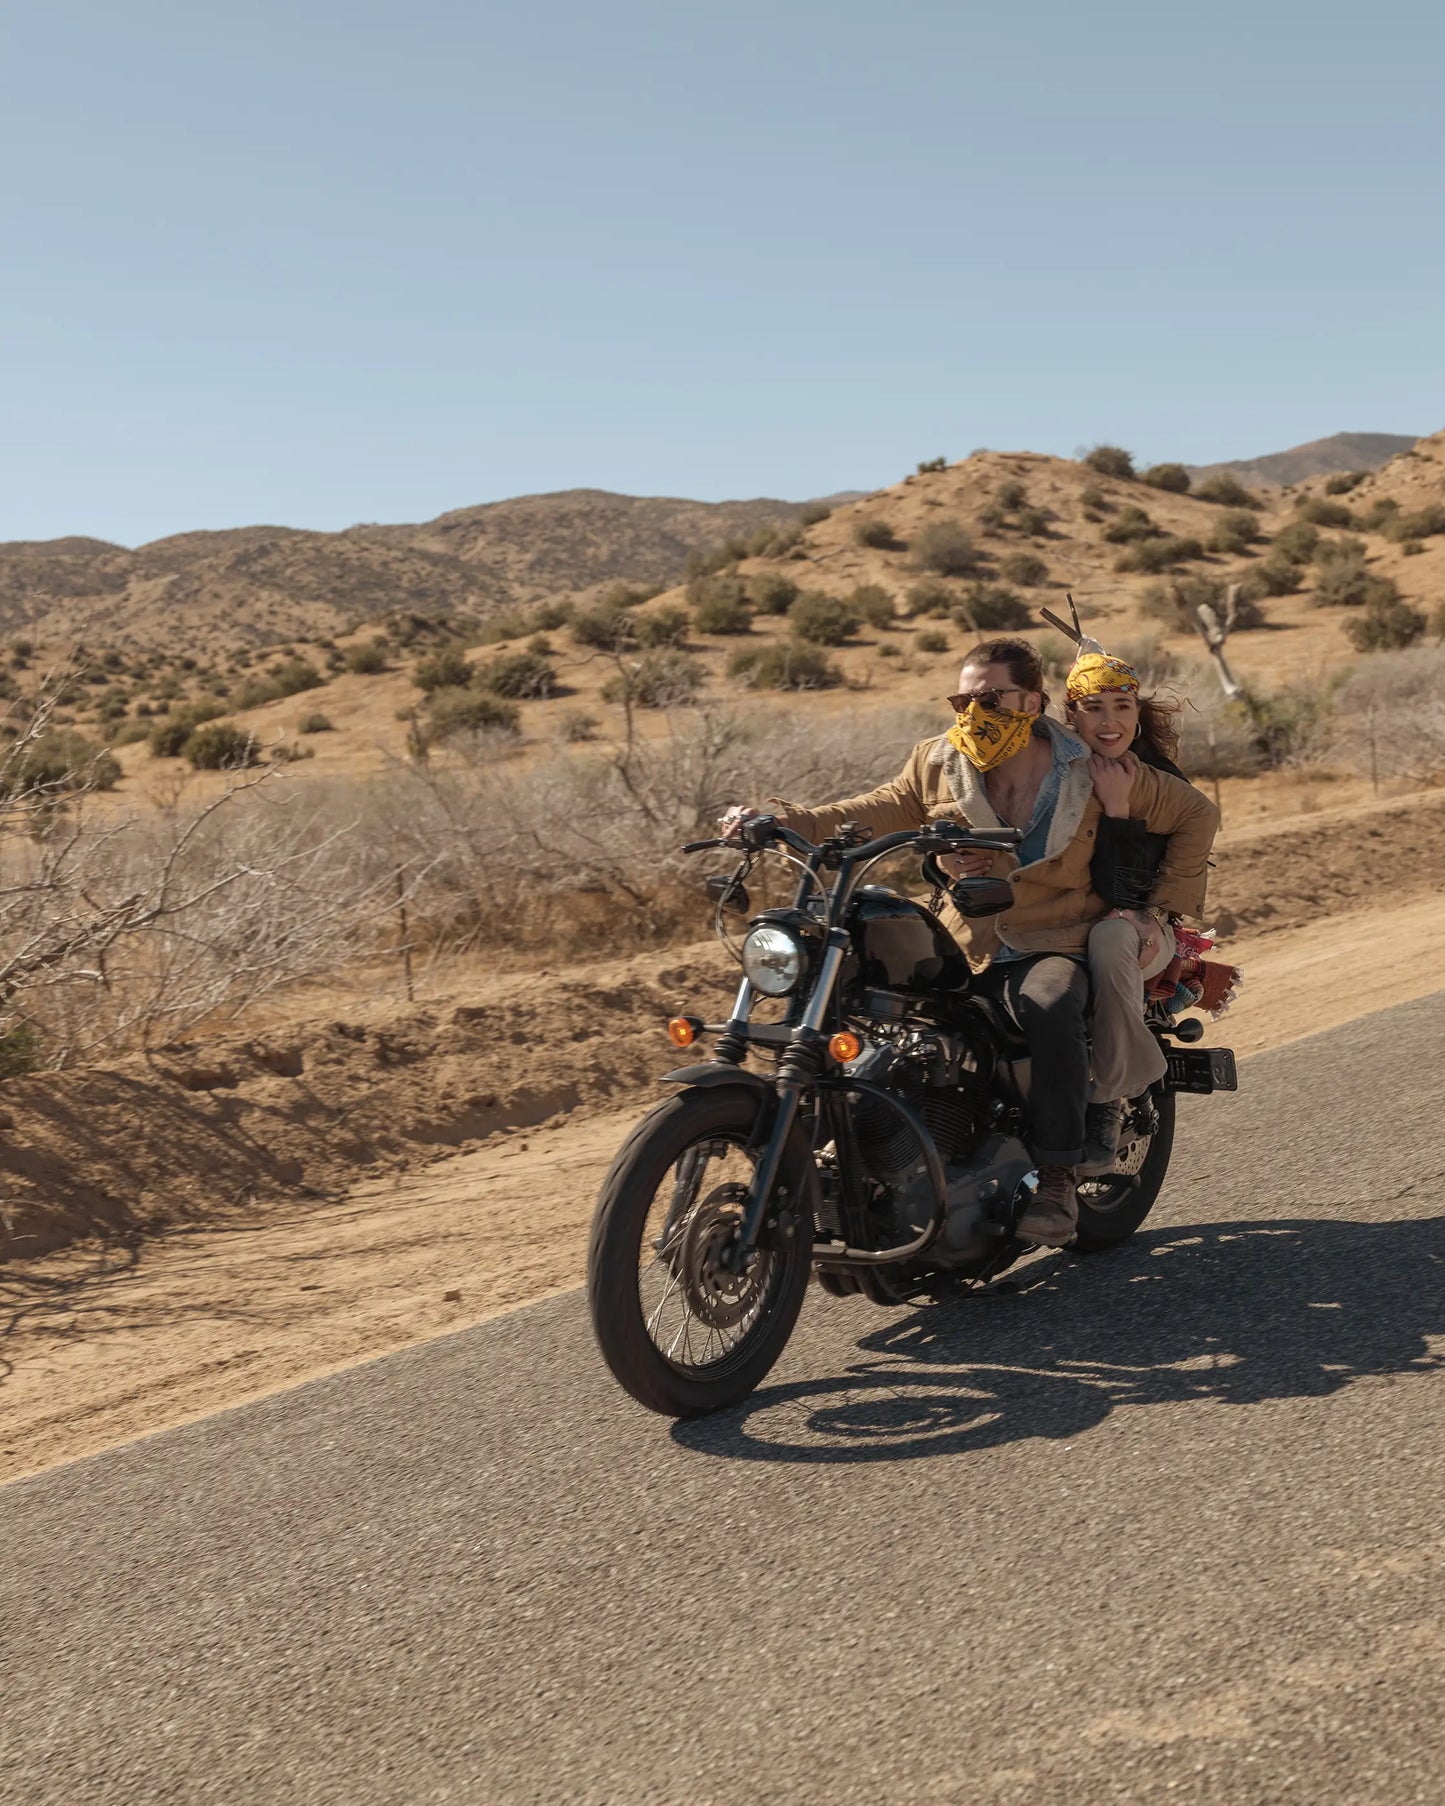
left=738, top=813, right=781, bottom=849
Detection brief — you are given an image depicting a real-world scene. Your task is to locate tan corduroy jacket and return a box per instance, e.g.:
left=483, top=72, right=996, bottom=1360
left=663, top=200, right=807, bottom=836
left=770, top=718, right=1220, bottom=969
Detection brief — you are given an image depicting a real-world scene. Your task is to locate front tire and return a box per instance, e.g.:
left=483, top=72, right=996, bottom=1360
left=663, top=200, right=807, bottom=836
left=1073, top=1088, right=1176, bottom=1252
left=587, top=1086, right=815, bottom=1417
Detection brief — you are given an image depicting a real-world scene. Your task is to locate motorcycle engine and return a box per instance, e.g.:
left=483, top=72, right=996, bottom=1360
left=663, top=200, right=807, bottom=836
left=847, top=1027, right=1034, bottom=1266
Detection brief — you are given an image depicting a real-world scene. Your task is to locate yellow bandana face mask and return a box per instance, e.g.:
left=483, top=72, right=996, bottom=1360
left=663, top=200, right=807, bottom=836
left=947, top=700, right=1035, bottom=772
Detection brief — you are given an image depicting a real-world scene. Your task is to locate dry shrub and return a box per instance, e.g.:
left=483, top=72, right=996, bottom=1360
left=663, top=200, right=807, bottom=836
left=999, top=551, right=1048, bottom=587
left=1082, top=445, right=1135, bottom=480
left=911, top=521, right=980, bottom=577
left=954, top=583, right=1031, bottom=631
left=1113, top=536, right=1203, bottom=574
left=1342, top=595, right=1427, bottom=653
left=1326, top=646, right=1445, bottom=781
left=345, top=639, right=388, bottom=674
left=476, top=648, right=558, bottom=698
left=727, top=642, right=841, bottom=691
left=632, top=605, right=691, bottom=649
left=185, top=723, right=259, bottom=770
left=688, top=576, right=752, bottom=636
left=1312, top=548, right=1398, bottom=610
left=1102, top=505, right=1160, bottom=545
left=1296, top=497, right=1356, bottom=529
left=1208, top=509, right=1260, bottom=555
left=750, top=574, right=799, bottom=616
left=601, top=651, right=706, bottom=709
left=422, top=687, right=520, bottom=743
left=1194, top=474, right=1261, bottom=509
left=0, top=680, right=397, bottom=1068
left=570, top=598, right=639, bottom=650
left=788, top=592, right=858, bottom=645
left=849, top=584, right=896, bottom=628
left=413, top=647, right=472, bottom=693
left=353, top=705, right=939, bottom=959
left=905, top=577, right=956, bottom=617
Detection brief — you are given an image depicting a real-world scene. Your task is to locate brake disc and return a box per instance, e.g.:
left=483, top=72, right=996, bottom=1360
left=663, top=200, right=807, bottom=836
left=679, top=1183, right=765, bottom=1329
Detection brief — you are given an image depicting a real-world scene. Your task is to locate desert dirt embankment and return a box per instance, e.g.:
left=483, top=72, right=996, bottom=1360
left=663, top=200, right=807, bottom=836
left=2, top=784, right=1444, bottom=1481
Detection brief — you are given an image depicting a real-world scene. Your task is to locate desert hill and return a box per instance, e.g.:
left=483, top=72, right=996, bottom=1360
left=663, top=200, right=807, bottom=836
left=1323, top=426, right=1445, bottom=510
left=1187, top=432, right=1418, bottom=491
left=0, top=490, right=826, bottom=653
left=45, top=430, right=1440, bottom=820
left=6, top=435, right=1426, bottom=659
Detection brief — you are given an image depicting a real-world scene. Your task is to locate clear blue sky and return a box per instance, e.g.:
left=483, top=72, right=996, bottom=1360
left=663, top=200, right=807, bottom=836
left=5, top=0, right=1442, bottom=546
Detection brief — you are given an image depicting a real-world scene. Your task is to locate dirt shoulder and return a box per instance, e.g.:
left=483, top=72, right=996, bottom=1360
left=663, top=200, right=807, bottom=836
left=4, top=894, right=1443, bottom=1484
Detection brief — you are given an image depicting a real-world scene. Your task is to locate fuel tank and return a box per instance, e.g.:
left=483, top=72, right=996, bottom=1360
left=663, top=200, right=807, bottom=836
left=846, top=887, right=971, bottom=997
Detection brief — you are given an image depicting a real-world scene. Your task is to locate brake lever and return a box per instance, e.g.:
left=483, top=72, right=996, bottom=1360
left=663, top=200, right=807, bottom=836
left=681, top=837, right=728, bottom=854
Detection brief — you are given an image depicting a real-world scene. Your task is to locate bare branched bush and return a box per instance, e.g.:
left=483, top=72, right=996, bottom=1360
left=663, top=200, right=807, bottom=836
left=0, top=652, right=411, bottom=1067
left=348, top=705, right=940, bottom=958
left=1325, top=646, right=1445, bottom=783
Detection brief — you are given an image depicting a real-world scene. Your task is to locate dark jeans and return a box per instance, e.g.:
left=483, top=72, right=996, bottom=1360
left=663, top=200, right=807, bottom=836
left=976, top=954, right=1089, bottom=1166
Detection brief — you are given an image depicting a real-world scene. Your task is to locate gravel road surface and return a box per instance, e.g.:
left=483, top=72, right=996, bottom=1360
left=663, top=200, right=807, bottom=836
left=4, top=993, right=1443, bottom=1804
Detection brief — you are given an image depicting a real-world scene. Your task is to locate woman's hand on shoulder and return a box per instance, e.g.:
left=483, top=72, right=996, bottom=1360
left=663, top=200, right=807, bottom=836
left=1089, top=750, right=1138, bottom=819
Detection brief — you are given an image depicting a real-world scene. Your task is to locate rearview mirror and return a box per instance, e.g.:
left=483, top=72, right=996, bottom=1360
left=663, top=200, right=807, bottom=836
left=704, top=874, right=751, bottom=916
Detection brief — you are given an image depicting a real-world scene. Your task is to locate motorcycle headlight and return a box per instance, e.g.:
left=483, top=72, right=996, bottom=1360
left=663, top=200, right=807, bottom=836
left=740, top=923, right=807, bottom=996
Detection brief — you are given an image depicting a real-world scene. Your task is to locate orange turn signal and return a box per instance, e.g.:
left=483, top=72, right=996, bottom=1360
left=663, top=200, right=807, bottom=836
left=828, top=1030, right=862, bottom=1063
left=667, top=1016, right=697, bottom=1049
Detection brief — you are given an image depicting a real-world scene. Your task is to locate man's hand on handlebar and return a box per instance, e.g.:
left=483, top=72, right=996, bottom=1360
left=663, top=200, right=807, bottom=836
left=718, top=805, right=785, bottom=849
left=938, top=849, right=996, bottom=880
left=718, top=804, right=761, bottom=843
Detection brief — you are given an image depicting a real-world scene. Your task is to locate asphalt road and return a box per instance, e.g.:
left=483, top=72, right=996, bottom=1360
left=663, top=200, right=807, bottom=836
left=4, top=993, right=1444, bottom=1805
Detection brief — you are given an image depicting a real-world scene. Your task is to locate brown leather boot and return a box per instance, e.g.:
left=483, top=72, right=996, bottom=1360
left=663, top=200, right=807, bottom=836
left=1017, top=1166, right=1078, bottom=1247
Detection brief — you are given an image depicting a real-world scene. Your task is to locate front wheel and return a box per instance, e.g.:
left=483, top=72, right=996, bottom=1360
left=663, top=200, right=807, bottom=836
left=587, top=1086, right=815, bottom=1417
left=1073, top=1088, right=1176, bottom=1252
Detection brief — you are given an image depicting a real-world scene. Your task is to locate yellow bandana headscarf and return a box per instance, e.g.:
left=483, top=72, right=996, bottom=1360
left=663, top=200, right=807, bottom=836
left=1066, top=650, right=1141, bottom=700
left=947, top=700, right=1036, bottom=772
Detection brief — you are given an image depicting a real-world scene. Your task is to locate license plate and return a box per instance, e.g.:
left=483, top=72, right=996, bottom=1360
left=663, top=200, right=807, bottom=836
left=1165, top=1047, right=1238, bottom=1094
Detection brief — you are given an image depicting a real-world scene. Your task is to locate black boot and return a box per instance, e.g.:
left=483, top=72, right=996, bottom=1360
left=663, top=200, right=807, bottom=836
left=1079, top=1100, right=1126, bottom=1175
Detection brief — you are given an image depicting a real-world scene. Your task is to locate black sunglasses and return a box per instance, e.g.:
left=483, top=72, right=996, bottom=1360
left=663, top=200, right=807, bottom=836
left=947, top=686, right=1026, bottom=712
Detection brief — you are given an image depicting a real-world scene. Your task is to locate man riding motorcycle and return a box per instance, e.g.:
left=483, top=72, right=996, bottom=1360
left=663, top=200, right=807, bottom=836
left=722, top=634, right=1219, bottom=1247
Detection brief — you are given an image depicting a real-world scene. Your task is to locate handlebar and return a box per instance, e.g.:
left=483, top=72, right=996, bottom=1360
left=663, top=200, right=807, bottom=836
left=683, top=817, right=1021, bottom=863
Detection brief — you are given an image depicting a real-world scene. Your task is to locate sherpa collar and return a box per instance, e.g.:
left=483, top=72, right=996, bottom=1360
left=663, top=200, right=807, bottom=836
left=927, top=716, right=1092, bottom=868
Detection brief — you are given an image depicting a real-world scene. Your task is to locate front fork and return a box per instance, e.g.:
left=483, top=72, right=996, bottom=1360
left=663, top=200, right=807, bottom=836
left=724, top=932, right=850, bottom=1268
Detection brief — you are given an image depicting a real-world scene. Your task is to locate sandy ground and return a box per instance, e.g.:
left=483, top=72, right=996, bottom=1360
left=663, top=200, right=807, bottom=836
left=4, top=889, right=1444, bottom=1484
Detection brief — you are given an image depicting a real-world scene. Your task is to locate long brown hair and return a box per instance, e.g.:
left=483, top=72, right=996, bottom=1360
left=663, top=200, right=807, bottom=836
left=1138, top=693, right=1181, bottom=762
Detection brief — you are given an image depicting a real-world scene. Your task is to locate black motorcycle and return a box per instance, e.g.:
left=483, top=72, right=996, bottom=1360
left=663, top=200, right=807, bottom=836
left=587, top=814, right=1237, bottom=1417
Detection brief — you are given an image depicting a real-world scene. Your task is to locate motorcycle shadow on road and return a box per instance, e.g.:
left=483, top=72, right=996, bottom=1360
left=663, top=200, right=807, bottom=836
left=672, top=1215, right=1445, bottom=1464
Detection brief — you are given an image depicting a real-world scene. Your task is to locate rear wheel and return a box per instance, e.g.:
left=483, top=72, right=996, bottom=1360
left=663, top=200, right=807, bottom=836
left=587, top=1087, right=814, bottom=1417
left=1073, top=1088, right=1176, bottom=1252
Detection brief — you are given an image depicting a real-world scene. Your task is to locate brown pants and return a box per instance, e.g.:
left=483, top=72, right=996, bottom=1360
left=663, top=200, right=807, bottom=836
left=1086, top=916, right=1176, bottom=1104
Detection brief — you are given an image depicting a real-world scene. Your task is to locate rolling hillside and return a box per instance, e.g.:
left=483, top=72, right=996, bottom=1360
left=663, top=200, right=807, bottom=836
left=0, top=490, right=828, bottom=653
left=1187, top=432, right=1418, bottom=490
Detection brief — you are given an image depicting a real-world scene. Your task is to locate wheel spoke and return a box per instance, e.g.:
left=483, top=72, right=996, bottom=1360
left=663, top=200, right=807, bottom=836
left=635, top=1133, right=786, bottom=1377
